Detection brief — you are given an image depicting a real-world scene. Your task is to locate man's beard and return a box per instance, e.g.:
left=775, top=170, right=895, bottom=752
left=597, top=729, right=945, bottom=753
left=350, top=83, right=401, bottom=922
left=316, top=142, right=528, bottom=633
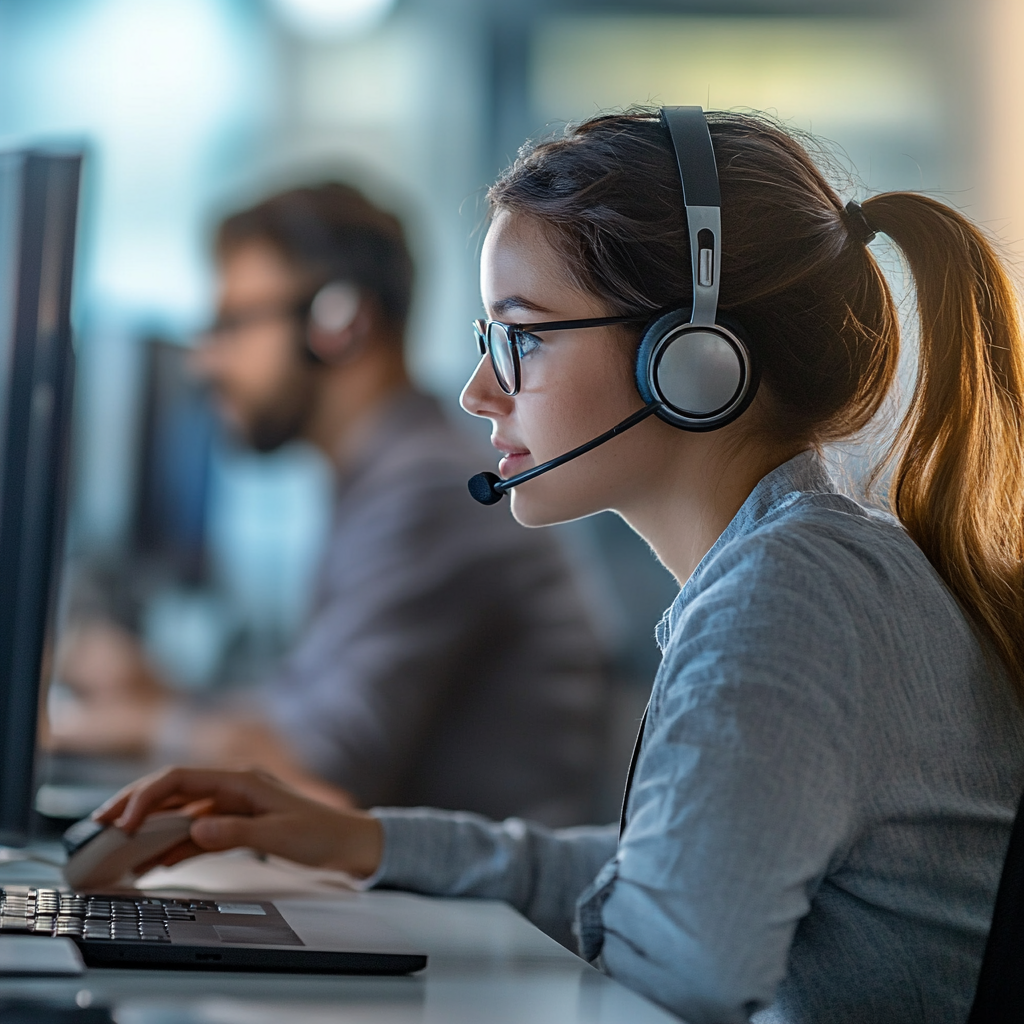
left=243, top=363, right=319, bottom=453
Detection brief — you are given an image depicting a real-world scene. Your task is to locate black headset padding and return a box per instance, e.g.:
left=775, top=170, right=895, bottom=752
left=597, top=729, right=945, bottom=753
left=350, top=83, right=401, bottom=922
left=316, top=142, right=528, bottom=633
left=635, top=307, right=760, bottom=432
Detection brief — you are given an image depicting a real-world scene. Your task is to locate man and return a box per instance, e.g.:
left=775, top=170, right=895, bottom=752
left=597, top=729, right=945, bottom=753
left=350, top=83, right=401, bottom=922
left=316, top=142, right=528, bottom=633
left=53, top=183, right=607, bottom=827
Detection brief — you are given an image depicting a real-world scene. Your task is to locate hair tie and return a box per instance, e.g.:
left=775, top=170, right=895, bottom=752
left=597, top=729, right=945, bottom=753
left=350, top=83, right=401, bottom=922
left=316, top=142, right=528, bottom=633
left=844, top=199, right=877, bottom=246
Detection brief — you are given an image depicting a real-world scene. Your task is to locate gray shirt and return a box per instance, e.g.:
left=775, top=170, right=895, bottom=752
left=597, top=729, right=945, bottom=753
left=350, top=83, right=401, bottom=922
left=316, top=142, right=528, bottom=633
left=259, top=388, right=607, bottom=826
left=369, top=451, right=1024, bottom=1023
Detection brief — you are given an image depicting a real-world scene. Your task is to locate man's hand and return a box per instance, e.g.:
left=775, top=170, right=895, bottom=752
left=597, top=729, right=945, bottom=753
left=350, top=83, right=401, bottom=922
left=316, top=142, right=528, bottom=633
left=93, top=767, right=384, bottom=878
left=57, top=622, right=169, bottom=704
left=47, top=621, right=170, bottom=756
left=43, top=698, right=165, bottom=757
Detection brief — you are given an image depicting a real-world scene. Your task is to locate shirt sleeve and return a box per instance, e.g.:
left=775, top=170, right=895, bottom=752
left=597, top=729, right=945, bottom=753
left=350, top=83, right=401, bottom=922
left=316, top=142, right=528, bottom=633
left=257, top=465, right=507, bottom=807
left=369, top=806, right=618, bottom=949
left=577, top=530, right=863, bottom=1024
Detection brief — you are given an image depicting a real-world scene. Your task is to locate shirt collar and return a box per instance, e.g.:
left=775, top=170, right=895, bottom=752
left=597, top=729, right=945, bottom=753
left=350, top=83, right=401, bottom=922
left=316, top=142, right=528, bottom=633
left=654, top=449, right=835, bottom=650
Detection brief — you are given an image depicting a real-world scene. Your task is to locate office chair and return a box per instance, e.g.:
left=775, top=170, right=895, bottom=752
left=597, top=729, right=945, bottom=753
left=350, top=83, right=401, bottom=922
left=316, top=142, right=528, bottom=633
left=968, top=785, right=1024, bottom=1022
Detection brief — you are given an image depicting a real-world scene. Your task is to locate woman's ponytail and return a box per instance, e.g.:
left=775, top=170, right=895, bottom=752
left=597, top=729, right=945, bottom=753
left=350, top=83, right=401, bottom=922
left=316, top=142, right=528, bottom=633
left=862, top=193, right=1024, bottom=689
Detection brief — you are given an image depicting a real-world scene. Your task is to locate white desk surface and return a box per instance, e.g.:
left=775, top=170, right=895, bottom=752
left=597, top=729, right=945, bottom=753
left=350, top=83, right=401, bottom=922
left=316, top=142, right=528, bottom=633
left=0, top=855, right=682, bottom=1024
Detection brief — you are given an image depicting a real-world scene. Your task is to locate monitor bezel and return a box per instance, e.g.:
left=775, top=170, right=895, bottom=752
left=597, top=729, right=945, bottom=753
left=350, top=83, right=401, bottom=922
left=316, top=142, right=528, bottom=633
left=0, top=150, right=81, bottom=845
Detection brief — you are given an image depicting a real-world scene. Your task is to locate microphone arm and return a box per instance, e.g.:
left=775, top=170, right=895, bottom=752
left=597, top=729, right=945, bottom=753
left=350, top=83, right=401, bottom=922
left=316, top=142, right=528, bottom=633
left=468, top=403, right=660, bottom=505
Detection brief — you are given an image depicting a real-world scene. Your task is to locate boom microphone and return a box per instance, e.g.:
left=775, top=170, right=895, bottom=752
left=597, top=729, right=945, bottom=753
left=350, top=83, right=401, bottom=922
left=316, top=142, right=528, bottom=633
left=468, top=404, right=659, bottom=505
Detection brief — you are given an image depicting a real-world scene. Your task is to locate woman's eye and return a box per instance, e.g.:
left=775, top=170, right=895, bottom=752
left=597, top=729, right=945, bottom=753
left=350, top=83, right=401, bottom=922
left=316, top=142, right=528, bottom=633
left=516, top=332, right=542, bottom=358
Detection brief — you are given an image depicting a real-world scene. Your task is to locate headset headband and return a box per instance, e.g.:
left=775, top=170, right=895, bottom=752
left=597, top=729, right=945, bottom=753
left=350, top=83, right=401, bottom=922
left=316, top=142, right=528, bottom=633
left=661, top=107, right=722, bottom=329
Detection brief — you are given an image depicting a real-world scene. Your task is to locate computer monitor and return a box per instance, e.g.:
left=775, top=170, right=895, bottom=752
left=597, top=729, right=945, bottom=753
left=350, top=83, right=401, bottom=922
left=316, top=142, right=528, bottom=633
left=0, top=150, right=81, bottom=845
left=132, top=336, right=216, bottom=586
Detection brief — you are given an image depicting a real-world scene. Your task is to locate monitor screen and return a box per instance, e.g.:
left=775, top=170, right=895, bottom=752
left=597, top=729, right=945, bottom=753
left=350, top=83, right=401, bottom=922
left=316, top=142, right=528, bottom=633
left=132, top=336, right=216, bottom=586
left=0, top=150, right=81, bottom=845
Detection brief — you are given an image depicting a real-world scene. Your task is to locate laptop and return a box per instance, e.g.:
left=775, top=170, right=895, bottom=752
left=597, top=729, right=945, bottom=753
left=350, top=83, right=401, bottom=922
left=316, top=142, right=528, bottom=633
left=0, top=884, right=426, bottom=974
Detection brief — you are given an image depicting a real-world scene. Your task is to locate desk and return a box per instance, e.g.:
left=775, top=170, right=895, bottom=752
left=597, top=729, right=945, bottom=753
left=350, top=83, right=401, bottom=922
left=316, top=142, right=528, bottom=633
left=0, top=857, right=680, bottom=1023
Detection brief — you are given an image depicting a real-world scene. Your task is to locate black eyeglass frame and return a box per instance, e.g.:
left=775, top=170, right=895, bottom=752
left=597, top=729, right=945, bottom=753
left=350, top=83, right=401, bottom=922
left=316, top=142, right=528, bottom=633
left=472, top=314, right=646, bottom=396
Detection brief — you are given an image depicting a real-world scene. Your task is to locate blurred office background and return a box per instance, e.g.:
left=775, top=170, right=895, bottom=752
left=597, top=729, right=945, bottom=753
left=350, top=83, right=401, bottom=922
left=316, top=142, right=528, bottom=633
left=1, top=0, right=1019, bottom=805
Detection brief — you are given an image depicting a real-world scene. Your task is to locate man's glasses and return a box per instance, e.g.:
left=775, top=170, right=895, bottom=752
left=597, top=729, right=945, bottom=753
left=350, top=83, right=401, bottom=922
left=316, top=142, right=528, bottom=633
left=472, top=315, right=645, bottom=396
left=201, top=299, right=313, bottom=344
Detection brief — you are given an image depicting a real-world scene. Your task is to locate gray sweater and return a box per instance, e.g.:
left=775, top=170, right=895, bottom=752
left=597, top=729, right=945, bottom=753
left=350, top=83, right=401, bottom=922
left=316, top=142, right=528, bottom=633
left=371, top=451, right=1024, bottom=1024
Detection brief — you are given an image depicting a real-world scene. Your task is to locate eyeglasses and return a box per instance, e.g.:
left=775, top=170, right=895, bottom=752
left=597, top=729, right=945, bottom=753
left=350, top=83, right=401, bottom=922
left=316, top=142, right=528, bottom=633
left=472, top=315, right=645, bottom=396
left=200, top=299, right=312, bottom=345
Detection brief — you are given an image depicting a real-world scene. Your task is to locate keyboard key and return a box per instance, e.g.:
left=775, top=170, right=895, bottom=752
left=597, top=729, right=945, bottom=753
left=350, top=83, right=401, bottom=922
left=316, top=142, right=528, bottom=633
left=0, top=917, right=32, bottom=932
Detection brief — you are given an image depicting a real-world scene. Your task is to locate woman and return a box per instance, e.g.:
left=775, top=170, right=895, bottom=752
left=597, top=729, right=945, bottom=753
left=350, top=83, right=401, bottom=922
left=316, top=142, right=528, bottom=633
left=98, top=109, right=1024, bottom=1024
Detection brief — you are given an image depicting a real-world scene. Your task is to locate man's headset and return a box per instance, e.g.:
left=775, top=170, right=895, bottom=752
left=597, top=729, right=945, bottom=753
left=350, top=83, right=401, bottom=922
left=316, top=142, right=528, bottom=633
left=468, top=106, right=760, bottom=506
left=302, top=281, right=362, bottom=364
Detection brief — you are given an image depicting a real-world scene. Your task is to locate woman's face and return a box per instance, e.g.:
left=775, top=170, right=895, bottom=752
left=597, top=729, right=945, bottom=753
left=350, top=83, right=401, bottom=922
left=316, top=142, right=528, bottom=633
left=460, top=211, right=672, bottom=527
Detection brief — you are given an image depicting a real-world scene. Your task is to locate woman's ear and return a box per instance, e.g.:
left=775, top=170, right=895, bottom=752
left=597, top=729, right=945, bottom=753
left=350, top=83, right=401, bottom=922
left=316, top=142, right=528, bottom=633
left=305, top=282, right=371, bottom=363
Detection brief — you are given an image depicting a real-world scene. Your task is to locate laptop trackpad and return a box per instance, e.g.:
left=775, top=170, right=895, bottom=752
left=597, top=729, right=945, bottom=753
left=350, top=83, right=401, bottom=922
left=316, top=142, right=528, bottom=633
left=168, top=920, right=303, bottom=947
left=213, top=925, right=302, bottom=946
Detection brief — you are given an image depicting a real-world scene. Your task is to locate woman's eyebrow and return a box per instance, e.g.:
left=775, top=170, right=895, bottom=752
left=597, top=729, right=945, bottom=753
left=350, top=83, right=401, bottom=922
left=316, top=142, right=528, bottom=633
left=490, top=295, right=556, bottom=319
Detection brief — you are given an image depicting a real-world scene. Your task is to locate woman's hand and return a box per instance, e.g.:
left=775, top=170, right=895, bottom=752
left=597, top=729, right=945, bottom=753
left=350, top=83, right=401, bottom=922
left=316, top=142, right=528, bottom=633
left=92, top=767, right=384, bottom=878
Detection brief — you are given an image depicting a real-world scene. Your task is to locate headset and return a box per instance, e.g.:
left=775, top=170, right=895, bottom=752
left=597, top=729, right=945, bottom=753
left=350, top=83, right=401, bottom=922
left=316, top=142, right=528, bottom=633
left=303, top=280, right=361, bottom=364
left=468, top=105, right=760, bottom=506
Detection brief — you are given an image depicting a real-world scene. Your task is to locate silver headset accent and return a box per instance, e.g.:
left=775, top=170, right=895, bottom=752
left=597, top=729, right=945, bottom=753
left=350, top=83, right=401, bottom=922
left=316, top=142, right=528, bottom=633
left=635, top=107, right=757, bottom=432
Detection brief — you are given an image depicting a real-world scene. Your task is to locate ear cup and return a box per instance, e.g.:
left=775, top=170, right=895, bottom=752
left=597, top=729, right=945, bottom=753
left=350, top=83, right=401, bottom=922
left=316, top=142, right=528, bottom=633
left=635, top=308, right=759, bottom=431
left=657, top=328, right=741, bottom=414
left=304, top=281, right=360, bottom=364
left=310, top=281, right=359, bottom=334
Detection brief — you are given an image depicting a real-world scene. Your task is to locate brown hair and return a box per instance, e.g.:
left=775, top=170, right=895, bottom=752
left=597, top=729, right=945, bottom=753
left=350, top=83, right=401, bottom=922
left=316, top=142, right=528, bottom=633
left=217, top=182, right=414, bottom=333
left=489, top=109, right=1024, bottom=691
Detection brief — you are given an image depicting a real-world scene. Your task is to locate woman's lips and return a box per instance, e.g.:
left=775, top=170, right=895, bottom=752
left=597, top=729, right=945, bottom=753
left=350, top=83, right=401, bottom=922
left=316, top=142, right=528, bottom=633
left=496, top=447, right=531, bottom=477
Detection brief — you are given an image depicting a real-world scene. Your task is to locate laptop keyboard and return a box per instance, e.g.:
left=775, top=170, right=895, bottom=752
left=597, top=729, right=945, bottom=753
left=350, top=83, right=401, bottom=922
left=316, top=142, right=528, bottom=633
left=0, top=886, right=217, bottom=943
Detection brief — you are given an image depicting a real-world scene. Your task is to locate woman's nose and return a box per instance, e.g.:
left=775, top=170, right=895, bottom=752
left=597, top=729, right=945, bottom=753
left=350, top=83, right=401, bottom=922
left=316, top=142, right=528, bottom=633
left=460, top=355, right=512, bottom=420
